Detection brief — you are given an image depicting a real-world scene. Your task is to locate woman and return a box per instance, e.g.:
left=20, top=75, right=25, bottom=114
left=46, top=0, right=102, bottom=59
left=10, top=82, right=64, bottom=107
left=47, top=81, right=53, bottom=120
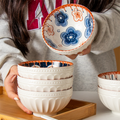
left=0, top=0, right=120, bottom=114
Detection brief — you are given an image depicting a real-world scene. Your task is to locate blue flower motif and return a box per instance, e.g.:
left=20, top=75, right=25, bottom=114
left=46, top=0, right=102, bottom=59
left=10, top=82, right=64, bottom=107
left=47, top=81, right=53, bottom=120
left=84, top=14, right=93, bottom=38
left=54, top=10, right=68, bottom=27
left=60, top=27, right=82, bottom=46
left=45, top=37, right=57, bottom=48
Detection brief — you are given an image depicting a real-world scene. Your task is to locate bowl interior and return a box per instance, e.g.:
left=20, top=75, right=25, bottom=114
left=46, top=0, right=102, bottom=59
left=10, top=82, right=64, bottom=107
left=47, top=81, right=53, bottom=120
left=42, top=4, right=95, bottom=51
left=98, top=71, right=120, bottom=81
left=18, top=60, right=73, bottom=68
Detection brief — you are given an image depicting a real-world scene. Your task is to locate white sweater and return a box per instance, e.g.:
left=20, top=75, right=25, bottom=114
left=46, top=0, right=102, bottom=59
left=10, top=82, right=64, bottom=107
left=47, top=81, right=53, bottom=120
left=0, top=0, right=120, bottom=91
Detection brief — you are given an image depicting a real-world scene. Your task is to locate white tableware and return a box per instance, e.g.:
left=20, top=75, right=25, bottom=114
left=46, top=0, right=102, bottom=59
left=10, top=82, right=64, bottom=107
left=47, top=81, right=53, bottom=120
left=18, top=60, right=74, bottom=80
left=17, top=75, right=73, bottom=92
left=42, top=4, right=96, bottom=55
left=98, top=71, right=120, bottom=91
left=18, top=87, right=73, bottom=117
left=98, top=86, right=120, bottom=115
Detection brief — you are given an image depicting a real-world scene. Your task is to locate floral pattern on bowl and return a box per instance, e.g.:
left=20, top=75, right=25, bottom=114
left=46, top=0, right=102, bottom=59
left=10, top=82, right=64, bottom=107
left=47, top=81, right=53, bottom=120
left=60, top=26, right=82, bottom=46
left=84, top=14, right=93, bottom=38
left=45, top=37, right=57, bottom=48
left=71, top=8, right=83, bottom=22
left=98, top=71, right=120, bottom=81
left=98, top=71, right=120, bottom=92
left=18, top=60, right=74, bottom=80
left=42, top=4, right=95, bottom=55
left=44, top=23, right=55, bottom=36
left=19, top=60, right=72, bottom=68
left=54, top=10, right=68, bottom=27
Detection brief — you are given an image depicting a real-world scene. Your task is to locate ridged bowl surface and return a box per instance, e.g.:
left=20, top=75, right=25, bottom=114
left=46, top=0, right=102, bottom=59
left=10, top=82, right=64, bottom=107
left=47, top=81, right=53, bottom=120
left=17, top=75, right=73, bottom=92
left=18, top=60, right=74, bottom=80
left=98, top=87, right=120, bottom=115
left=18, top=87, right=73, bottom=117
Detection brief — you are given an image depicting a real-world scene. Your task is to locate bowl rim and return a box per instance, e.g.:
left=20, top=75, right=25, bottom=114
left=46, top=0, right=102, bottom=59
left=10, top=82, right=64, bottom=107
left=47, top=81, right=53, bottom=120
left=18, top=60, right=73, bottom=67
left=98, top=71, right=120, bottom=78
left=17, top=75, right=73, bottom=84
left=98, top=86, right=120, bottom=95
left=42, top=4, right=95, bottom=52
left=18, top=87, right=73, bottom=97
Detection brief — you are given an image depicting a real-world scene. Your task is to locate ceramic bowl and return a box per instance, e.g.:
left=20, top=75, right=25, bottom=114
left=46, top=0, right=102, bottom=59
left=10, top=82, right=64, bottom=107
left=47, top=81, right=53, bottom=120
left=98, top=71, right=120, bottom=91
left=17, top=75, right=73, bottom=92
left=42, top=4, right=96, bottom=55
left=18, top=60, right=74, bottom=80
left=98, top=86, right=120, bottom=115
left=18, top=87, right=73, bottom=117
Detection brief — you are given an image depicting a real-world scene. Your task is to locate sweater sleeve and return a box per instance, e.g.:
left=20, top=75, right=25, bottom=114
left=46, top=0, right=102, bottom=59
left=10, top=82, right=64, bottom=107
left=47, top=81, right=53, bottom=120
left=91, top=0, right=120, bottom=55
left=0, top=10, right=27, bottom=81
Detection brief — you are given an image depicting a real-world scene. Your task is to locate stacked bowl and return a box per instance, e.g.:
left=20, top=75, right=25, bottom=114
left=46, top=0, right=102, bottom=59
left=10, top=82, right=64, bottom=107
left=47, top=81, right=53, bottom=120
left=17, top=60, right=74, bottom=117
left=98, top=71, right=120, bottom=115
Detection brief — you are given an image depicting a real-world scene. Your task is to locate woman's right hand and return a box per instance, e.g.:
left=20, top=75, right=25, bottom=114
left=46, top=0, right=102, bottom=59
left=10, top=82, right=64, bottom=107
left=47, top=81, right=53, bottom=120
left=4, top=65, right=32, bottom=114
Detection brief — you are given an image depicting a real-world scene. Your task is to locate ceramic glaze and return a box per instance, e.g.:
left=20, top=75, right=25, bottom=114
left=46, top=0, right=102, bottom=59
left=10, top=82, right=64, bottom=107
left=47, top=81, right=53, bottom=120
left=17, top=76, right=73, bottom=92
left=19, top=60, right=72, bottom=68
left=42, top=4, right=95, bottom=55
left=18, top=60, right=74, bottom=80
left=18, top=87, right=73, bottom=117
left=98, top=87, right=120, bottom=115
left=98, top=71, right=120, bottom=92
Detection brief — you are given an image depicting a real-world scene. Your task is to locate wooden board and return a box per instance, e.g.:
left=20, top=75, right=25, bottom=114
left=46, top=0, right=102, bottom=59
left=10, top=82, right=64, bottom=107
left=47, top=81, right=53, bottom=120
left=0, top=86, right=96, bottom=120
left=0, top=86, right=3, bottom=95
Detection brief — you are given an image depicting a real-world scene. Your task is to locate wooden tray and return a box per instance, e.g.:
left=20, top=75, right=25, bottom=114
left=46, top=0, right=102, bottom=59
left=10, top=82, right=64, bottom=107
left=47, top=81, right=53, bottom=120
left=0, top=86, right=96, bottom=120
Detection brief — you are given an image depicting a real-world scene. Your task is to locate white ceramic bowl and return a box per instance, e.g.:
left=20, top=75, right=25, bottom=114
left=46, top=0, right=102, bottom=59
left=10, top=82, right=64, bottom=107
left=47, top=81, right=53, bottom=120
left=98, top=86, right=120, bottom=115
left=18, top=87, right=73, bottom=117
left=42, top=4, right=96, bottom=55
left=98, top=71, right=120, bottom=91
left=17, top=75, right=73, bottom=92
left=18, top=60, right=74, bottom=80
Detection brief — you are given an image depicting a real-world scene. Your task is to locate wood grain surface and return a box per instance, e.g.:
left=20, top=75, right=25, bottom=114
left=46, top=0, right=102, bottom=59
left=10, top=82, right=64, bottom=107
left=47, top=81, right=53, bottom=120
left=0, top=87, right=96, bottom=120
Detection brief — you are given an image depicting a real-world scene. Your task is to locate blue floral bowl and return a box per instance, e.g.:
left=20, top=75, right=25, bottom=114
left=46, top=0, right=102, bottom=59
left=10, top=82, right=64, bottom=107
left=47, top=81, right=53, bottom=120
left=42, top=4, right=96, bottom=55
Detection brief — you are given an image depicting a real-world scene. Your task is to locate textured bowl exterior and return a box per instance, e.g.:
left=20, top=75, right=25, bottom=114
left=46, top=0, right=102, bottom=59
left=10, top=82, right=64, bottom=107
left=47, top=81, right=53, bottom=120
left=98, top=71, right=120, bottom=91
left=98, top=87, right=120, bottom=114
left=42, top=4, right=96, bottom=55
left=18, top=87, right=73, bottom=116
left=18, top=60, right=74, bottom=80
left=17, top=76, right=73, bottom=92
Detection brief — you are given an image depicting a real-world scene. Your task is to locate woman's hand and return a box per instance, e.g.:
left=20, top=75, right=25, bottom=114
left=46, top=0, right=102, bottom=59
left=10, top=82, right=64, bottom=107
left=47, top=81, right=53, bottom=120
left=4, top=65, right=32, bottom=114
left=66, top=44, right=91, bottom=59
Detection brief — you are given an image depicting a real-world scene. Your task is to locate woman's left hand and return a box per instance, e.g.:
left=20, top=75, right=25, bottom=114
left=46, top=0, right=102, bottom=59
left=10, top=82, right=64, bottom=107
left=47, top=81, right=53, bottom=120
left=66, top=44, right=91, bottom=59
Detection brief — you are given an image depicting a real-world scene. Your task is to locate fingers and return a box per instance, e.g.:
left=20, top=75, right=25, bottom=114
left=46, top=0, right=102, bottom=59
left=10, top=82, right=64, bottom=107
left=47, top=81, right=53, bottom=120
left=66, top=54, right=78, bottom=59
left=4, top=75, right=18, bottom=96
left=4, top=65, right=32, bottom=114
left=79, top=44, right=91, bottom=55
left=65, top=44, right=92, bottom=59
left=16, top=100, right=33, bottom=114
left=5, top=75, right=32, bottom=114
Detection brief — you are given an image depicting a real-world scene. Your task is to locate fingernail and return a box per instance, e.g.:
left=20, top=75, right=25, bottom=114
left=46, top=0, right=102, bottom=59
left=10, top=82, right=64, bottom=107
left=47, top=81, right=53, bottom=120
left=14, top=97, right=19, bottom=101
left=11, top=75, right=17, bottom=82
left=27, top=111, right=32, bottom=114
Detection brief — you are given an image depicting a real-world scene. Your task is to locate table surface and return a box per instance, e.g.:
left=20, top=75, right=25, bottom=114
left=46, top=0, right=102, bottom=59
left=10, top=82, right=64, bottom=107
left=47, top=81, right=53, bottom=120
left=0, top=84, right=120, bottom=120
left=72, top=91, right=120, bottom=120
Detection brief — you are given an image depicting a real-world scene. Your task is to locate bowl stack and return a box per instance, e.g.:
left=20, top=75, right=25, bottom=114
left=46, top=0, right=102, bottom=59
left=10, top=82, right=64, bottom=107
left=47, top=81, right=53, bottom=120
left=17, top=60, right=74, bottom=117
left=98, top=71, right=120, bottom=115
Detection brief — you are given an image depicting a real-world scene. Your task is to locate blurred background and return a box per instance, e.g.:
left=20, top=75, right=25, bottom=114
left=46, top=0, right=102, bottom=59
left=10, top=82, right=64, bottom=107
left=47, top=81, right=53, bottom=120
left=114, top=46, right=120, bottom=71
